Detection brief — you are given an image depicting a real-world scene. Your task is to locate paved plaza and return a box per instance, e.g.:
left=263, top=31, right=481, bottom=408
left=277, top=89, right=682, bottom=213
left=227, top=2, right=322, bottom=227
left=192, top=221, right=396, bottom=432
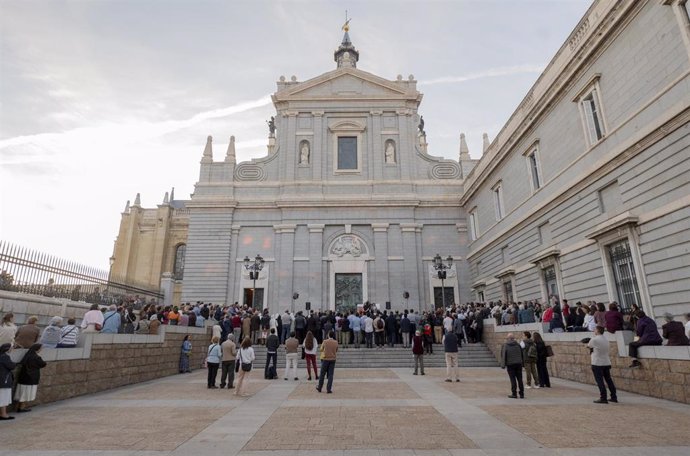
left=1, top=367, right=689, bottom=456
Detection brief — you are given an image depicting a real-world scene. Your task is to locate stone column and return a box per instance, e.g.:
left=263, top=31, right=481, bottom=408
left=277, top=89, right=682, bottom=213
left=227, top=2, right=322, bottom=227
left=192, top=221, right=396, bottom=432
left=284, top=111, right=298, bottom=182
left=275, top=224, right=296, bottom=311
left=372, top=223, right=389, bottom=304
left=371, top=110, right=383, bottom=181
left=401, top=223, right=423, bottom=311
left=226, top=225, right=241, bottom=305
left=160, top=272, right=174, bottom=307
left=312, top=111, right=324, bottom=182
left=308, top=224, right=325, bottom=310
left=397, top=109, right=413, bottom=181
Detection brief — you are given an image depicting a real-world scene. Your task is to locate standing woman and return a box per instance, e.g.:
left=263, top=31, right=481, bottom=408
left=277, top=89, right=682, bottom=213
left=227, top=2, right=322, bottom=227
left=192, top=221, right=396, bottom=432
left=303, top=331, right=318, bottom=381
left=179, top=335, right=192, bottom=374
left=0, top=343, right=16, bottom=420
left=532, top=332, right=551, bottom=388
left=206, top=336, right=222, bottom=388
left=234, top=337, right=255, bottom=397
left=0, top=313, right=17, bottom=346
left=15, top=343, right=47, bottom=412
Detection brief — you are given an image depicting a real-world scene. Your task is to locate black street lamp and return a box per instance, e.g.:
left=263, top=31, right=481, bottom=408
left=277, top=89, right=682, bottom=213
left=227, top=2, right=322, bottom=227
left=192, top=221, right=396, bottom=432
left=243, top=254, right=265, bottom=310
left=433, top=253, right=453, bottom=311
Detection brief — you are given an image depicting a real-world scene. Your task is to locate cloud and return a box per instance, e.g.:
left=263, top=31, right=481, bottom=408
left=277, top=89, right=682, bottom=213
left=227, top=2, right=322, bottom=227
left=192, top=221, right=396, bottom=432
left=0, top=94, right=273, bottom=154
left=419, top=64, right=545, bottom=86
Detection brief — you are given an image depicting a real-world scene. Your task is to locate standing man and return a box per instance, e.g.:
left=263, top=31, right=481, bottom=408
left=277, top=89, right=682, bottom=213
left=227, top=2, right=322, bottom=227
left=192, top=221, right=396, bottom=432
left=443, top=330, right=460, bottom=382
left=500, top=333, right=525, bottom=399
left=521, top=331, right=540, bottom=389
left=281, top=310, right=293, bottom=345
left=219, top=334, right=237, bottom=389
left=363, top=313, right=374, bottom=349
left=294, top=311, right=307, bottom=344
left=412, top=330, right=425, bottom=375
left=348, top=312, right=361, bottom=348
left=284, top=331, right=299, bottom=381
left=316, top=330, right=338, bottom=394
left=386, top=312, right=397, bottom=348
left=400, top=312, right=411, bottom=348
left=587, top=326, right=618, bottom=404
left=264, top=328, right=279, bottom=379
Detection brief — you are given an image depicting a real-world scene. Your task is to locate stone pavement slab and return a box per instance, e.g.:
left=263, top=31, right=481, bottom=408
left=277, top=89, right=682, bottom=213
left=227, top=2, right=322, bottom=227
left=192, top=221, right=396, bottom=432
left=0, top=365, right=688, bottom=456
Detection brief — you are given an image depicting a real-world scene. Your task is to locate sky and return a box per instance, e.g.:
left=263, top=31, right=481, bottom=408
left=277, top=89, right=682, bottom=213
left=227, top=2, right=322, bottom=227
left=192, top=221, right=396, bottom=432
left=0, top=0, right=592, bottom=271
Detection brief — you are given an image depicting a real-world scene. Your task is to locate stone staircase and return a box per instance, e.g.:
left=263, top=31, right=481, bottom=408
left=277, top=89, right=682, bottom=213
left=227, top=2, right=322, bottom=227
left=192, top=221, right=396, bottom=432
left=250, top=343, right=498, bottom=369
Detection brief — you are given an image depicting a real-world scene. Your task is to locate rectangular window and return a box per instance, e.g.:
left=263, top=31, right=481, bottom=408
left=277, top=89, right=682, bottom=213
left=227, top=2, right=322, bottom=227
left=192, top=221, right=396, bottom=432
left=337, top=136, right=358, bottom=170
left=501, top=246, right=509, bottom=265
left=538, top=222, right=551, bottom=245
left=477, top=290, right=485, bottom=302
left=493, top=182, right=504, bottom=221
left=503, top=279, right=514, bottom=303
left=469, top=208, right=478, bottom=241
left=527, top=149, right=541, bottom=190
left=543, top=266, right=558, bottom=300
left=607, top=239, right=641, bottom=311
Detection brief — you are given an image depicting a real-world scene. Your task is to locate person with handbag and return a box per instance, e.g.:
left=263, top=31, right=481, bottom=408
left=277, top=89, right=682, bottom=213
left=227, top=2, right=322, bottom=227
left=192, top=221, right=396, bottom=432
left=206, top=336, right=222, bottom=389
left=234, top=337, right=255, bottom=397
left=303, top=331, right=318, bottom=381
left=81, top=304, right=104, bottom=333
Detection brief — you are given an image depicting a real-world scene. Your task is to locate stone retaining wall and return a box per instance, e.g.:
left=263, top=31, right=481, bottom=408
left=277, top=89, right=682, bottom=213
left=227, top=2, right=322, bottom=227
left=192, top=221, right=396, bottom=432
left=483, top=320, right=690, bottom=404
left=8, top=326, right=211, bottom=406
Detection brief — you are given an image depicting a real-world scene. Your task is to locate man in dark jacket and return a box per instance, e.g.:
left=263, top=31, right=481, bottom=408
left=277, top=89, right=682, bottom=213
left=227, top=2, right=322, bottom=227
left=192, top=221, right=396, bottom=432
left=661, top=313, right=689, bottom=346
left=443, top=331, right=460, bottom=382
left=264, top=328, right=280, bottom=379
left=412, top=330, right=425, bottom=375
left=500, top=333, right=525, bottom=398
left=294, top=311, right=307, bottom=344
left=629, top=311, right=663, bottom=367
left=400, top=312, right=411, bottom=348
left=386, top=313, right=397, bottom=347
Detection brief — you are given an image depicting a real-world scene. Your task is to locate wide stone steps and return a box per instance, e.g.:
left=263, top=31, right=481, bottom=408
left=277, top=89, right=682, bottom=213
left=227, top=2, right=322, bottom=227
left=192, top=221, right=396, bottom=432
left=248, top=343, right=498, bottom=368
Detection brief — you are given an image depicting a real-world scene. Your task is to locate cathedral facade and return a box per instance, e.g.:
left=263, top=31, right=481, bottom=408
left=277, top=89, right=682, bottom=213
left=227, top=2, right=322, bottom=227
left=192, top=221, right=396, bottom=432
left=110, top=29, right=476, bottom=313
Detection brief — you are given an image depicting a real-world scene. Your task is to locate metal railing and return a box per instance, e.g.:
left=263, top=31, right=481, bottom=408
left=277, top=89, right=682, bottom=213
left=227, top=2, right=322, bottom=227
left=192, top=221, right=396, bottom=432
left=0, top=240, right=163, bottom=307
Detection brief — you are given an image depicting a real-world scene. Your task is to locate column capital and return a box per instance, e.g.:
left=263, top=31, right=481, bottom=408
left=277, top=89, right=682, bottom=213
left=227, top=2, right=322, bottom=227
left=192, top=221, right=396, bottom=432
left=308, top=223, right=325, bottom=233
left=372, top=223, right=390, bottom=232
left=456, top=223, right=467, bottom=233
left=370, top=110, right=383, bottom=116
left=273, top=224, right=297, bottom=233
left=311, top=111, right=324, bottom=117
left=400, top=222, right=423, bottom=232
left=396, top=108, right=413, bottom=116
left=231, top=224, right=241, bottom=233
left=283, top=110, right=299, bottom=117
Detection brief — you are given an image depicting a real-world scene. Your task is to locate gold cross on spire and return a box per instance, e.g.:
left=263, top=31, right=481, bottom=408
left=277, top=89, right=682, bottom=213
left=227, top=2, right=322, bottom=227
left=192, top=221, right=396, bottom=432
left=342, top=10, right=351, bottom=32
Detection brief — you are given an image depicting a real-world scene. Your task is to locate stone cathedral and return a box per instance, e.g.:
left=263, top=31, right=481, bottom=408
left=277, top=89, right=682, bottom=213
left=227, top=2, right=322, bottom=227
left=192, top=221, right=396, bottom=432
left=110, top=28, right=478, bottom=313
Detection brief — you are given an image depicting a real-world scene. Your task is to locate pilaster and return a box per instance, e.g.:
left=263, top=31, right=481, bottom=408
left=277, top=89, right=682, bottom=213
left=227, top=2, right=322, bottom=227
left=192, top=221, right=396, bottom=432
left=371, top=111, right=383, bottom=181
left=400, top=223, right=423, bottom=310
left=372, top=223, right=389, bottom=304
left=226, top=225, right=241, bottom=305
left=312, top=111, right=324, bottom=182
left=308, top=224, right=325, bottom=310
left=275, top=224, right=297, bottom=312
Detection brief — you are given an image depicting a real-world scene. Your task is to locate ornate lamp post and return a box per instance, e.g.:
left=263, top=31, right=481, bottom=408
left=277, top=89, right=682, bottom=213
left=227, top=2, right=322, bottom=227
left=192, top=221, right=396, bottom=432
left=243, top=254, right=265, bottom=310
left=433, top=253, right=453, bottom=311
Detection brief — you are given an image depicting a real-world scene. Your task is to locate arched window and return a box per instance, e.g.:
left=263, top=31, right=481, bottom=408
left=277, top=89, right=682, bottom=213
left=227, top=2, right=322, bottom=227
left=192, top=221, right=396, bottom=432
left=173, top=244, right=186, bottom=280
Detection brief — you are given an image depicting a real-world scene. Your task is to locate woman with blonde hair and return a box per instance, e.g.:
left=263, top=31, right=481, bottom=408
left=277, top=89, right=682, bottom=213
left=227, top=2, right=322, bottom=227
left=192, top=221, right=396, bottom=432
left=303, top=331, right=318, bottom=381
left=0, top=313, right=17, bottom=346
left=234, top=337, right=255, bottom=397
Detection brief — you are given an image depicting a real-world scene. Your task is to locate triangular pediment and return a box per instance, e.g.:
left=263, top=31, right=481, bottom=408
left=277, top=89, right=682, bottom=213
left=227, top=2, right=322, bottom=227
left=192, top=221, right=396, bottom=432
left=277, top=68, right=413, bottom=100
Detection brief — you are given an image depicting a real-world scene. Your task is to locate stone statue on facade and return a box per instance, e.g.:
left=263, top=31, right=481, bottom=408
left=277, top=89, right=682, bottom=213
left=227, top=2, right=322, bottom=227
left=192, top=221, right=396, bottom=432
left=418, top=116, right=425, bottom=136
left=267, top=116, right=276, bottom=136
left=385, top=141, right=395, bottom=164
left=300, top=142, right=310, bottom=164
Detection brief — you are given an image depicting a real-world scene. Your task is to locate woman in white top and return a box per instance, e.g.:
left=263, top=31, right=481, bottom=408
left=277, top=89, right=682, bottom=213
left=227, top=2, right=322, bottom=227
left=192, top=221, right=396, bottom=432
left=583, top=305, right=597, bottom=332
left=234, top=337, right=255, bottom=397
left=0, top=313, right=17, bottom=346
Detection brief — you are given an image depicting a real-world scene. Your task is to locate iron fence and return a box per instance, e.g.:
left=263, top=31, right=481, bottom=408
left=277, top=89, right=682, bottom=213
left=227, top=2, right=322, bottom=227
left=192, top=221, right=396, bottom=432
left=0, top=240, right=163, bottom=307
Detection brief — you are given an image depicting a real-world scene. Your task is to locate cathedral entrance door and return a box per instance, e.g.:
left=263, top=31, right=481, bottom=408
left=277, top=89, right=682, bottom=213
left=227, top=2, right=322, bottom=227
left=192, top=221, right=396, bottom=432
left=335, top=273, right=362, bottom=313
left=433, top=287, right=455, bottom=310
left=243, top=288, right=264, bottom=310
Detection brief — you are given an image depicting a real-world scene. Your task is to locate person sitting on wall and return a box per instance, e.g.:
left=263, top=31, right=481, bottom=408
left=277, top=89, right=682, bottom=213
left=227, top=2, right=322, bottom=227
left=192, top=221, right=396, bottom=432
left=628, top=310, right=663, bottom=368
left=661, top=313, right=690, bottom=346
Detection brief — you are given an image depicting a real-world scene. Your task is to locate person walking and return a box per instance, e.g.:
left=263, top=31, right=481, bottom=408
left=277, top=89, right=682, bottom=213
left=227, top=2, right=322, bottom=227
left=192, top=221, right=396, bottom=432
left=521, top=331, right=539, bottom=389
left=179, top=335, right=192, bottom=374
left=316, top=330, right=338, bottom=393
left=533, top=332, right=551, bottom=388
left=220, top=334, right=237, bottom=388
left=234, top=337, right=255, bottom=397
left=500, top=333, right=525, bottom=399
left=0, top=343, right=16, bottom=420
left=443, top=330, right=460, bottom=382
left=586, top=326, right=618, bottom=404
left=284, top=331, right=299, bottom=381
left=264, top=328, right=279, bottom=379
left=15, top=343, right=47, bottom=412
left=303, top=331, right=318, bottom=381
left=412, top=330, right=425, bottom=375
left=206, top=336, right=222, bottom=388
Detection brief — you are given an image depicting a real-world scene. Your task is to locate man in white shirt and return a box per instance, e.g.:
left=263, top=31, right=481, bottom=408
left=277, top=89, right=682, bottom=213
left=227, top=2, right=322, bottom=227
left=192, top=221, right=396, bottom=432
left=362, top=314, right=374, bottom=348
left=586, top=326, right=618, bottom=404
left=443, top=312, right=454, bottom=335
left=81, top=303, right=104, bottom=332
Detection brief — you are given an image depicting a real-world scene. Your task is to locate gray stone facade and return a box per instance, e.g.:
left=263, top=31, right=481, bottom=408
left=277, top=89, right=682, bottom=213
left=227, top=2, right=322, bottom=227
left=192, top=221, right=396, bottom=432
left=181, top=34, right=473, bottom=313
left=461, top=0, right=690, bottom=321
